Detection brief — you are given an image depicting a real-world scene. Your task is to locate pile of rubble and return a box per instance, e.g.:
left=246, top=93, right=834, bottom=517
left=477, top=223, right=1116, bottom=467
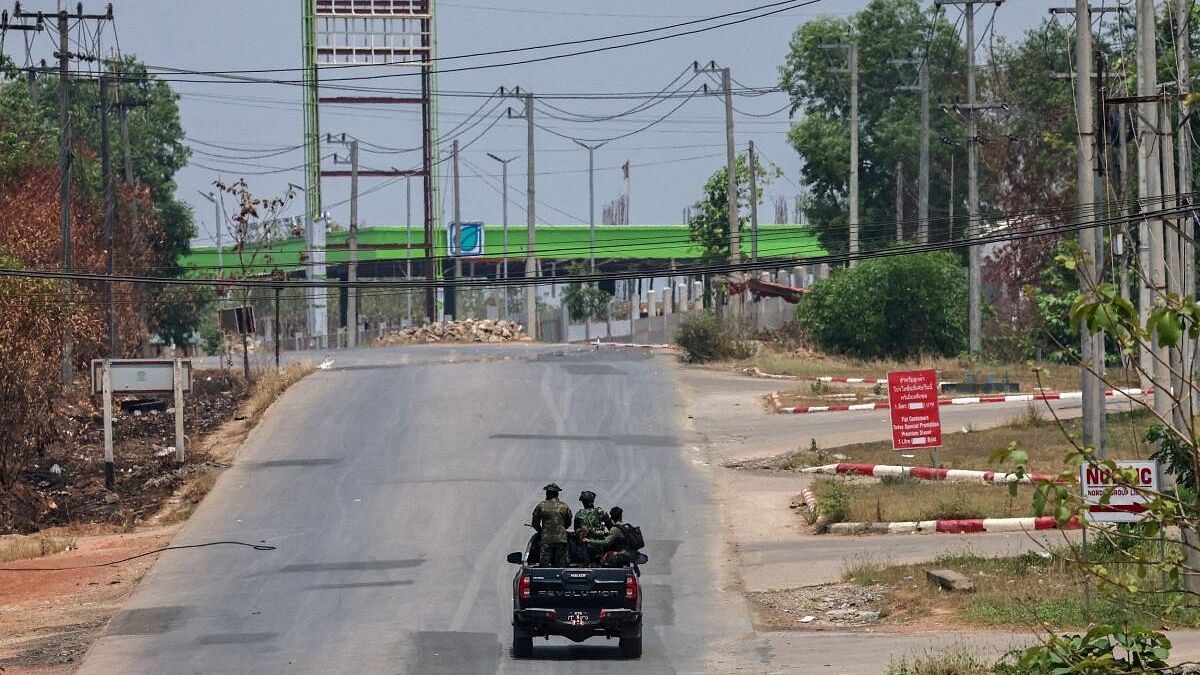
left=378, top=319, right=526, bottom=345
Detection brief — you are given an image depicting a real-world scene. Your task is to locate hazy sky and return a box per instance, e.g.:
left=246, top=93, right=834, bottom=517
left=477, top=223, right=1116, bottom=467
left=6, top=1, right=1055, bottom=245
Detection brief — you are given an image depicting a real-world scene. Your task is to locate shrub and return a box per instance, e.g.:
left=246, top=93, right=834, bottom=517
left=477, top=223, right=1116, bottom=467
left=795, top=252, right=967, bottom=359
left=674, top=311, right=752, bottom=363
left=813, top=478, right=850, bottom=523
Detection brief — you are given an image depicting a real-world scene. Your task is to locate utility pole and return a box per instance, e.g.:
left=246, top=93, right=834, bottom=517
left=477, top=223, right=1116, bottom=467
left=1177, top=0, right=1196, bottom=416
left=749, top=140, right=759, bottom=261
left=1063, top=0, right=1104, bottom=454
left=525, top=93, right=538, bottom=339
left=348, top=139, right=358, bottom=347
left=1136, top=0, right=1168, bottom=415
left=57, top=9, right=74, bottom=381
left=893, top=55, right=930, bottom=243
left=450, top=138, right=462, bottom=318
left=328, top=135, right=361, bottom=346
left=116, top=85, right=146, bottom=352
left=488, top=153, right=517, bottom=319
left=723, top=67, right=739, bottom=276
left=573, top=140, right=606, bottom=271
left=623, top=160, right=631, bottom=224
left=100, top=74, right=117, bottom=357
left=405, top=177, right=413, bottom=326
left=822, top=44, right=859, bottom=263
left=938, top=0, right=1005, bottom=354
left=895, top=161, right=904, bottom=242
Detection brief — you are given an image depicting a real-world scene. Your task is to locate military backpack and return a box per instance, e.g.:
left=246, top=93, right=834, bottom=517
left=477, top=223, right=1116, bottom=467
left=617, top=523, right=645, bottom=550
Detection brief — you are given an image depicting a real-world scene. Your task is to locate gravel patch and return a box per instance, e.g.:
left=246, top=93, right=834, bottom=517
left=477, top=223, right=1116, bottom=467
left=748, top=583, right=885, bottom=629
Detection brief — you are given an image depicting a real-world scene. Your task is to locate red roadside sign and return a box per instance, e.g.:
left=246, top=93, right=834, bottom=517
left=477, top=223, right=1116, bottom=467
left=887, top=369, right=942, bottom=450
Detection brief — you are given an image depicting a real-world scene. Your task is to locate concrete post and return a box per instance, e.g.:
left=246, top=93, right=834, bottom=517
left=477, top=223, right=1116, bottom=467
left=647, top=289, right=657, bottom=317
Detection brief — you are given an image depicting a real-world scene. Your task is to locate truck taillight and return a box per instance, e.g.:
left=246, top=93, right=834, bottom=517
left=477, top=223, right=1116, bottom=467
left=519, top=574, right=531, bottom=600
left=625, top=575, right=638, bottom=601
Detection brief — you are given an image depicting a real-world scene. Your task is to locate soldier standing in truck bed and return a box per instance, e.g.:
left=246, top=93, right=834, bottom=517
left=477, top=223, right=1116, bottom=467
left=531, top=483, right=572, bottom=567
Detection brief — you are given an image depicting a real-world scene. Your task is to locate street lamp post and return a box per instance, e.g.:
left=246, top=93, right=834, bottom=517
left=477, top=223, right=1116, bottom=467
left=487, top=152, right=517, bottom=320
left=572, top=140, right=606, bottom=272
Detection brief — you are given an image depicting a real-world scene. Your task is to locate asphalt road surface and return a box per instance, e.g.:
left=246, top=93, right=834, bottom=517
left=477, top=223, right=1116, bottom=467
left=78, top=345, right=767, bottom=675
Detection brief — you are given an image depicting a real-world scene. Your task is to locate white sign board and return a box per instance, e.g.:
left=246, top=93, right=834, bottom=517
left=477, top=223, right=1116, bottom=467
left=91, top=359, right=193, bottom=394
left=1080, top=461, right=1159, bottom=523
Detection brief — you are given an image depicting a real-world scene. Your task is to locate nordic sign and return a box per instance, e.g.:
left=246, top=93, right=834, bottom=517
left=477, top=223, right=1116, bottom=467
left=887, top=369, right=942, bottom=450
left=448, top=222, right=485, bottom=257
left=1080, top=460, right=1158, bottom=522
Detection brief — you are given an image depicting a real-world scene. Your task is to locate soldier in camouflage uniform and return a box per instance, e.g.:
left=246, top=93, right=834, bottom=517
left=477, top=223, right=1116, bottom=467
left=584, top=506, right=636, bottom=568
left=531, top=483, right=572, bottom=567
left=573, top=490, right=613, bottom=564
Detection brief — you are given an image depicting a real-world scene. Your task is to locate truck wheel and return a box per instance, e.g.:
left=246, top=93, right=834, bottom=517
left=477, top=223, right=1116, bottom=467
left=512, top=628, right=533, bottom=658
left=619, top=632, right=642, bottom=659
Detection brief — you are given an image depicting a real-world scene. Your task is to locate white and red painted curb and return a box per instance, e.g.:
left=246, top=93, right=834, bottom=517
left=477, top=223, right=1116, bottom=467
left=744, top=367, right=885, bottom=383
left=826, top=515, right=1082, bottom=535
left=800, top=462, right=1066, bottom=484
left=593, top=341, right=674, bottom=349
left=774, top=387, right=1152, bottom=414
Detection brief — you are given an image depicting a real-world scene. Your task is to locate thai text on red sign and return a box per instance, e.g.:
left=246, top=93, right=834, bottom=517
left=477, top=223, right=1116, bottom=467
left=887, top=369, right=942, bottom=450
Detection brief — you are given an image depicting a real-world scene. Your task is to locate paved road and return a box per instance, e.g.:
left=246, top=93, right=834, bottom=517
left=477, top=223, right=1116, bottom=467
left=78, top=345, right=769, bottom=674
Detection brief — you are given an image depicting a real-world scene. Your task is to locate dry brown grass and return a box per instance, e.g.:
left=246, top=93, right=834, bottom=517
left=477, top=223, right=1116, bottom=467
left=864, top=548, right=1200, bottom=630
left=775, top=406, right=1156, bottom=475
left=812, top=477, right=1038, bottom=523
left=158, top=470, right=218, bottom=526
left=247, top=361, right=316, bottom=427
left=0, top=534, right=73, bottom=563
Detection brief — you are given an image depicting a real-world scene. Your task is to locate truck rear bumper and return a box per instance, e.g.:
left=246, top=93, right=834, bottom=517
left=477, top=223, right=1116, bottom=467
left=514, top=608, right=641, bottom=642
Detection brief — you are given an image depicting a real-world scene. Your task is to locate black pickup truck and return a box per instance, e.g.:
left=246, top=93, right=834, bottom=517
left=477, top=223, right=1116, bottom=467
left=506, top=537, right=644, bottom=658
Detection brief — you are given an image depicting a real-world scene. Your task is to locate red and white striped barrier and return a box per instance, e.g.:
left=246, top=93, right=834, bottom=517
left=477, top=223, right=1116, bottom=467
left=801, top=462, right=1065, bottom=484
left=827, top=515, right=1081, bottom=535
left=776, top=387, right=1152, bottom=414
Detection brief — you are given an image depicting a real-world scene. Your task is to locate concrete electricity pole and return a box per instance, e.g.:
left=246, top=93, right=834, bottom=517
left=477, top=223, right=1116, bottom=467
left=895, top=161, right=904, bottom=242
left=348, top=139, right=359, bottom=348
left=99, top=74, right=117, bottom=357
left=1136, top=0, right=1168, bottom=417
left=487, top=153, right=516, bottom=318
left=938, top=0, right=1005, bottom=354
left=451, top=138, right=462, bottom=318
left=1176, top=0, right=1196, bottom=414
left=57, top=10, right=74, bottom=381
left=722, top=67, right=739, bottom=275
left=405, top=177, right=413, bottom=326
left=749, top=140, right=759, bottom=261
left=329, top=134, right=361, bottom=345
left=573, top=140, right=606, bottom=271
left=892, top=54, right=929, bottom=242
left=823, top=44, right=859, bottom=263
left=1065, top=0, right=1105, bottom=454
left=525, top=93, right=538, bottom=339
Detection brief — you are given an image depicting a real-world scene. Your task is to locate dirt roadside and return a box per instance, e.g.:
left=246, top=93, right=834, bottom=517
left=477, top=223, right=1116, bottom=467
left=0, top=364, right=312, bottom=674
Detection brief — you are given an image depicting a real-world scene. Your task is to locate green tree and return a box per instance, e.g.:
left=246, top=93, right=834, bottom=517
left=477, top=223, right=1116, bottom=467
left=795, top=251, right=967, bottom=359
left=687, top=153, right=777, bottom=262
left=779, top=0, right=966, bottom=253
left=562, top=265, right=613, bottom=325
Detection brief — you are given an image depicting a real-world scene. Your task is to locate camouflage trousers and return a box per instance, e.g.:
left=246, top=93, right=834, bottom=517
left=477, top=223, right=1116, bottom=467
left=539, top=542, right=569, bottom=567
